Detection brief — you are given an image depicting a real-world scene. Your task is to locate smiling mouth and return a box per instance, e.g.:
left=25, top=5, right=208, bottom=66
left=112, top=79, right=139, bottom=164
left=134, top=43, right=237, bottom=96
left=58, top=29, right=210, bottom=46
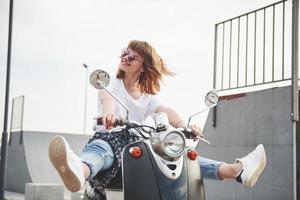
left=121, top=61, right=130, bottom=67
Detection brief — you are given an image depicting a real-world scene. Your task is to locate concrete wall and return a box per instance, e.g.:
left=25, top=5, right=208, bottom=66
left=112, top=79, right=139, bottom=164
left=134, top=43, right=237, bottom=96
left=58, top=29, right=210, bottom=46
left=5, top=86, right=296, bottom=199
left=6, top=131, right=90, bottom=193
left=6, top=132, right=32, bottom=193
left=197, top=86, right=294, bottom=200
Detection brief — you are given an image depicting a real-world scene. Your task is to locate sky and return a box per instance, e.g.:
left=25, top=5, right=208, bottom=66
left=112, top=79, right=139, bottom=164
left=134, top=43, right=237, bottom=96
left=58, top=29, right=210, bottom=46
left=0, top=0, right=281, bottom=136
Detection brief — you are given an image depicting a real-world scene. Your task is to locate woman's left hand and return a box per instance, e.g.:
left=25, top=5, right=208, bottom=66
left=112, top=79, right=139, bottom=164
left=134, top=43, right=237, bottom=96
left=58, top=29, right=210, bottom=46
left=188, top=124, right=203, bottom=141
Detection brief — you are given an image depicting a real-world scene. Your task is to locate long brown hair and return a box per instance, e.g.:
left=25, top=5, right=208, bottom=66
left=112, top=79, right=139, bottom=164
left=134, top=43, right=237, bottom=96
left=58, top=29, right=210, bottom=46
left=116, top=40, right=174, bottom=95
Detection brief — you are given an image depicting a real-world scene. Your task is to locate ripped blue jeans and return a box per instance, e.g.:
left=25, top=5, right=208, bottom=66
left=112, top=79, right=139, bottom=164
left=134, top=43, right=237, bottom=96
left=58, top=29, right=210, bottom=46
left=80, top=139, right=224, bottom=180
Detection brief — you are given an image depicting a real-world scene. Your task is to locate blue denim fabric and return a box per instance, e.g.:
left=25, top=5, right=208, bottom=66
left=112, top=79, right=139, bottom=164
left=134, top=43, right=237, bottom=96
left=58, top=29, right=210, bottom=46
left=81, top=139, right=224, bottom=181
left=80, top=139, right=115, bottom=180
left=198, top=156, right=224, bottom=180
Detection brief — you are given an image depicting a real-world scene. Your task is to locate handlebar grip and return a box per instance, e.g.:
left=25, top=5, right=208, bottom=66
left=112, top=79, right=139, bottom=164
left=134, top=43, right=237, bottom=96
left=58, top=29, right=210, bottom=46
left=96, top=118, right=125, bottom=127
left=177, top=127, right=194, bottom=139
left=178, top=127, right=210, bottom=144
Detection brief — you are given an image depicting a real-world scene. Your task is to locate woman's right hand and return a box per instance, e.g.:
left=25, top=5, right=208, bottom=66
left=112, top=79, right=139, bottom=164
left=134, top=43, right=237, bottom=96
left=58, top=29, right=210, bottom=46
left=99, top=113, right=116, bottom=129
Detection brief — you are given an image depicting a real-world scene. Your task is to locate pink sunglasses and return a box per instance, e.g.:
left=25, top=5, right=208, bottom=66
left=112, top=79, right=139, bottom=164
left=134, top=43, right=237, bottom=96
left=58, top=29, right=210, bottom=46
left=120, top=49, right=142, bottom=62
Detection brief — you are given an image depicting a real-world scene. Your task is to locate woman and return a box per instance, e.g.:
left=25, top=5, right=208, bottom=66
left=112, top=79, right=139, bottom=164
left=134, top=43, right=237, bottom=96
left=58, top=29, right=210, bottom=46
left=49, top=40, right=266, bottom=198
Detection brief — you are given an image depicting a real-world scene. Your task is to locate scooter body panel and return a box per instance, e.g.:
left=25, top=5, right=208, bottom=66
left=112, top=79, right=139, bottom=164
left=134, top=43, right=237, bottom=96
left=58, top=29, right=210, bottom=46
left=122, top=141, right=205, bottom=200
left=186, top=153, right=205, bottom=200
left=122, top=142, right=161, bottom=200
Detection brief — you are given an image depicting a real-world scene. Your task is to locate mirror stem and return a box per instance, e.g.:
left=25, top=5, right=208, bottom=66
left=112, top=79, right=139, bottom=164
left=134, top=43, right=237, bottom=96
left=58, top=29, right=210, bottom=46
left=187, top=104, right=217, bottom=127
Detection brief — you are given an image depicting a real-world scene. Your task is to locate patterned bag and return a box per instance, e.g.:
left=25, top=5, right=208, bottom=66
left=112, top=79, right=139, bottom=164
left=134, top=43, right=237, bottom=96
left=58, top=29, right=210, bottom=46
left=84, top=129, right=140, bottom=199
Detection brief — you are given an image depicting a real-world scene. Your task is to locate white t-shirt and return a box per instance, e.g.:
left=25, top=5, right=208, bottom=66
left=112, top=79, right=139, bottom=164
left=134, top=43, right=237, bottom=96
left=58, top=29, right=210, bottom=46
left=97, top=77, right=161, bottom=125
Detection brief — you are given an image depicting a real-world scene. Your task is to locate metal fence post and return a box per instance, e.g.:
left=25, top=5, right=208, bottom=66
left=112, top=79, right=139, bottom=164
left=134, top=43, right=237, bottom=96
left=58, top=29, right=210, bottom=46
left=213, top=24, right=218, bottom=127
left=291, top=0, right=299, bottom=199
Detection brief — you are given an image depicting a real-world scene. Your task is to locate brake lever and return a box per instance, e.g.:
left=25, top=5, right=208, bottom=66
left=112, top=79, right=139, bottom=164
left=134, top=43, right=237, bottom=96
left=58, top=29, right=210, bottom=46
left=194, top=135, right=210, bottom=144
left=178, top=127, right=210, bottom=144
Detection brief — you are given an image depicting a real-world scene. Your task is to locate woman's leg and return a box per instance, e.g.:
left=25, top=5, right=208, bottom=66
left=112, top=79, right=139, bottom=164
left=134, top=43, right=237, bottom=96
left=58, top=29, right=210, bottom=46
left=198, top=157, right=242, bottom=180
left=217, top=163, right=242, bottom=179
left=198, top=156, right=225, bottom=180
left=80, top=139, right=115, bottom=180
left=49, top=136, right=115, bottom=192
left=83, top=163, right=91, bottom=179
left=198, top=144, right=266, bottom=187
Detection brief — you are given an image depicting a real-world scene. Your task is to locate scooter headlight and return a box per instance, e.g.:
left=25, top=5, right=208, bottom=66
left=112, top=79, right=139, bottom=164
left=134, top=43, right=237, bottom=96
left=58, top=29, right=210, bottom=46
left=163, top=131, right=185, bottom=157
left=151, top=130, right=186, bottom=161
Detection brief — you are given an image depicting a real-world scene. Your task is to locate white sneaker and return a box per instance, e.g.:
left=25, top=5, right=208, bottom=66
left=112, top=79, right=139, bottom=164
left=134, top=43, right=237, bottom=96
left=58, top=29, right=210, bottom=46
left=48, top=135, right=85, bottom=192
left=236, top=144, right=266, bottom=187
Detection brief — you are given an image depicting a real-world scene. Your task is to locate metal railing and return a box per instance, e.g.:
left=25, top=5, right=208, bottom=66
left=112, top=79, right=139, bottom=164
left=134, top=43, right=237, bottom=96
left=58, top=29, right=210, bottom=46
left=212, top=2, right=299, bottom=198
left=213, top=0, right=296, bottom=91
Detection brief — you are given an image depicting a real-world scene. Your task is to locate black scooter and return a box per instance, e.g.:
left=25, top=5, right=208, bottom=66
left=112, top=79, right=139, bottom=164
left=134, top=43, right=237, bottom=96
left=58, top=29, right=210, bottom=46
left=83, top=69, right=219, bottom=200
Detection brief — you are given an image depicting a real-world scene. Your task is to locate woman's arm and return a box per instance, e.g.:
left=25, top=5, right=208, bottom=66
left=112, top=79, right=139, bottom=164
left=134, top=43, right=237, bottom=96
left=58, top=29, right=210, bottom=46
left=155, top=105, right=186, bottom=128
left=155, top=105, right=203, bottom=138
left=98, top=90, right=116, bottom=127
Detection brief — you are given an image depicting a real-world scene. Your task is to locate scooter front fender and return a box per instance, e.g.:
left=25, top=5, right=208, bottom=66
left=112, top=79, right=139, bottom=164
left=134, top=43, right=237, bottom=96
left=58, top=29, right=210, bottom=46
left=122, top=141, right=205, bottom=200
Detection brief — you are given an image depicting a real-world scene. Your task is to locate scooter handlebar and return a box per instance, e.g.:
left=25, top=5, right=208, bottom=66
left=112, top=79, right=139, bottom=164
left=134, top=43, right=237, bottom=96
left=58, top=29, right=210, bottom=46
left=96, top=117, right=125, bottom=129
left=177, top=127, right=210, bottom=144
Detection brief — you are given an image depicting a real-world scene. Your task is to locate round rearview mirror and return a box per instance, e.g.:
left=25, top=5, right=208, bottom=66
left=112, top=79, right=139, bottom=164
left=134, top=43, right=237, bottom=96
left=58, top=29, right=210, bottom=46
left=204, top=90, right=219, bottom=107
left=89, top=69, right=110, bottom=89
